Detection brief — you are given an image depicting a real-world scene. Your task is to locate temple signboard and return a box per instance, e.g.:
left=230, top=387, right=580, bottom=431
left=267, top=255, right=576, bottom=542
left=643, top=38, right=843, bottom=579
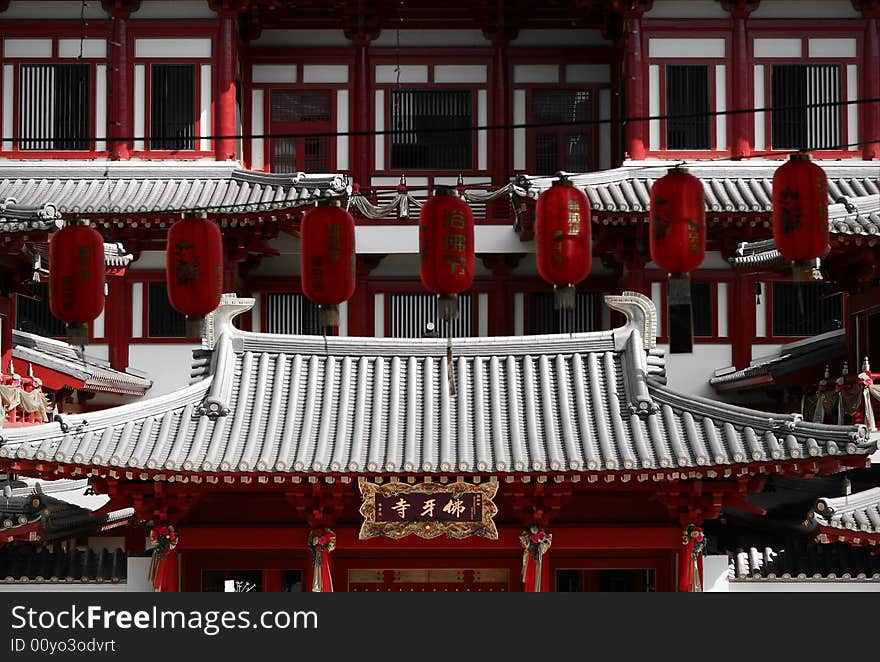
left=359, top=479, right=498, bottom=540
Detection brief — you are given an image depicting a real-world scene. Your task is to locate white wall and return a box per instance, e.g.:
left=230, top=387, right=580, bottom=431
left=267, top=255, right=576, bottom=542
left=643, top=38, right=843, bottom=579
left=703, top=555, right=880, bottom=592
left=662, top=344, right=733, bottom=399
left=128, top=344, right=196, bottom=397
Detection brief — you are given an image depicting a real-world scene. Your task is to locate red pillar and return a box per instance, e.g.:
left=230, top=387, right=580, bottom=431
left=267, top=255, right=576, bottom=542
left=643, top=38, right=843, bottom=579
left=0, top=295, right=13, bottom=361
left=731, top=273, right=756, bottom=370
left=106, top=277, right=131, bottom=371
left=214, top=7, right=238, bottom=162
left=484, top=28, right=515, bottom=184
left=620, top=1, right=651, bottom=160
left=723, top=1, right=758, bottom=158
left=858, top=3, right=880, bottom=160
left=103, top=1, right=139, bottom=160
left=348, top=255, right=384, bottom=337
left=158, top=550, right=180, bottom=592
left=350, top=36, right=374, bottom=188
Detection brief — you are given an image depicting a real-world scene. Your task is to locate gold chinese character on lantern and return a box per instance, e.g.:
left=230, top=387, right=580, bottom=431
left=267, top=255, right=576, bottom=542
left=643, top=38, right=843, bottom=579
left=444, top=209, right=467, bottom=230
left=446, top=256, right=467, bottom=275
left=445, top=233, right=466, bottom=252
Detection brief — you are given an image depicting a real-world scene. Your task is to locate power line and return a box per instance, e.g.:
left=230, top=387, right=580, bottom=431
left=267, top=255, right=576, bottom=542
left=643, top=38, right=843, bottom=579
left=2, top=97, right=879, bottom=145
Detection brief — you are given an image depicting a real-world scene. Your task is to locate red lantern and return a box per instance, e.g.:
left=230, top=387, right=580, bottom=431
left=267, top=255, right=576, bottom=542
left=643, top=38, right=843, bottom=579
left=300, top=200, right=356, bottom=327
left=49, top=220, right=105, bottom=345
left=535, top=177, right=592, bottom=311
left=166, top=212, right=223, bottom=338
left=649, top=166, right=706, bottom=354
left=772, top=153, right=829, bottom=280
left=419, top=187, right=475, bottom=321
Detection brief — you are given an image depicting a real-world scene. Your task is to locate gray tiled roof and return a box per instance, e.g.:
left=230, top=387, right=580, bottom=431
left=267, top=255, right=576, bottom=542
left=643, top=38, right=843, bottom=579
left=0, top=545, right=128, bottom=583
left=0, top=161, right=350, bottom=217
left=0, top=198, right=61, bottom=233
left=0, top=293, right=873, bottom=476
left=29, top=241, right=134, bottom=272
left=516, top=160, right=880, bottom=219
left=809, top=487, right=880, bottom=534
left=709, top=329, right=846, bottom=389
left=730, top=542, right=880, bottom=580
left=12, top=330, right=152, bottom=396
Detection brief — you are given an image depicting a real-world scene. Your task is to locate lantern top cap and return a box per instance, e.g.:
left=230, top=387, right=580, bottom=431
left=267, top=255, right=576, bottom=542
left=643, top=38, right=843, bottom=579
left=789, top=152, right=811, bottom=161
left=316, top=197, right=343, bottom=207
left=182, top=210, right=208, bottom=219
left=433, top=185, right=460, bottom=197
left=552, top=173, right=574, bottom=187
left=668, top=165, right=689, bottom=174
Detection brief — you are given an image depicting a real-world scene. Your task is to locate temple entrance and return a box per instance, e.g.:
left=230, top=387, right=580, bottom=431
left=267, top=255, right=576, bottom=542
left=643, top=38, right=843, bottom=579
left=556, top=569, right=656, bottom=592
left=347, top=568, right=510, bottom=592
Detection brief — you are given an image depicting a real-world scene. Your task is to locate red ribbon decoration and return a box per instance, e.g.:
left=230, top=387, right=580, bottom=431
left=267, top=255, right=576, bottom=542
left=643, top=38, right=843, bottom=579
left=308, top=529, right=336, bottom=592
left=520, top=526, right=552, bottom=592
left=148, top=524, right=179, bottom=592
left=678, top=525, right=705, bottom=593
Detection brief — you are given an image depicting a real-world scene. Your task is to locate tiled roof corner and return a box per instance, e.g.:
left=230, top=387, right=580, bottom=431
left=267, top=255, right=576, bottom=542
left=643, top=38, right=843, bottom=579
left=808, top=487, right=880, bottom=534
left=605, top=290, right=657, bottom=351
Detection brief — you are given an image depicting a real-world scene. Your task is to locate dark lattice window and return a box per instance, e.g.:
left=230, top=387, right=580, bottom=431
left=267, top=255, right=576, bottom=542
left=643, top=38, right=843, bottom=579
left=18, top=64, right=90, bottom=150
left=270, top=90, right=332, bottom=173
left=148, top=282, right=187, bottom=338
left=150, top=64, right=195, bottom=150
left=390, top=90, right=472, bottom=170
left=16, top=283, right=65, bottom=337
left=265, top=293, right=323, bottom=335
left=528, top=292, right=597, bottom=334
left=389, top=293, right=472, bottom=338
left=531, top=90, right=592, bottom=174
left=666, top=65, right=710, bottom=149
left=691, top=281, right=713, bottom=338
left=772, top=282, right=843, bottom=336
left=771, top=64, right=841, bottom=150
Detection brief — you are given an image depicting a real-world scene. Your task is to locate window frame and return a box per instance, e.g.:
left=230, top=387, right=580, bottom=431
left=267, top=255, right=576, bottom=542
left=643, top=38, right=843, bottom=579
left=0, top=35, right=106, bottom=159
left=663, top=63, right=712, bottom=151
left=652, top=57, right=721, bottom=155
left=761, top=277, right=847, bottom=341
left=128, top=272, right=199, bottom=344
left=751, top=31, right=860, bottom=157
left=266, top=86, right=336, bottom=174
left=13, top=278, right=105, bottom=342
left=525, top=86, right=599, bottom=176
left=646, top=271, right=734, bottom=344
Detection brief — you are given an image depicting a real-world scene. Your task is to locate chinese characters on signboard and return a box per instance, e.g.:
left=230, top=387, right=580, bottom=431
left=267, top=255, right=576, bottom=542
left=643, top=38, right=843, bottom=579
left=359, top=479, right=498, bottom=540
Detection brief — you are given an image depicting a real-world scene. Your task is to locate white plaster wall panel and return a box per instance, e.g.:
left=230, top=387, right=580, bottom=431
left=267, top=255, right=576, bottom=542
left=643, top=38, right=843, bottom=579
left=93, top=310, right=105, bottom=339
left=715, top=64, right=727, bottom=151
left=372, top=30, right=490, bottom=47
left=751, top=0, right=861, bottom=18
left=376, top=65, right=428, bottom=84
left=252, top=64, right=297, bottom=84
left=199, top=64, right=212, bottom=153
left=337, top=90, right=349, bottom=171
left=434, top=65, right=488, bottom=84
left=129, top=345, right=196, bottom=397
left=699, top=252, right=734, bottom=270
left=302, top=65, right=349, bottom=84
left=730, top=581, right=880, bottom=592
left=565, top=64, right=610, bottom=84
left=754, top=39, right=801, bottom=58
left=95, top=65, right=107, bottom=152
left=136, top=1, right=218, bottom=18
left=369, top=177, right=428, bottom=188
left=808, top=38, right=857, bottom=59
left=514, top=293, right=525, bottom=335
left=754, top=64, right=765, bottom=150
left=646, top=0, right=729, bottom=18
left=1, top=2, right=106, bottom=19
left=478, top=293, right=489, bottom=337
left=477, top=90, right=488, bottom=171
left=355, top=225, right=532, bottom=254
left=703, top=556, right=732, bottom=592
left=374, top=91, right=385, bottom=171
left=513, top=89, right=526, bottom=170
left=254, top=30, right=352, bottom=48
left=847, top=64, right=858, bottom=148
left=374, top=293, right=385, bottom=337
left=649, top=65, right=660, bottom=151
left=599, top=89, right=611, bottom=170
left=4, top=39, right=52, bottom=58
left=131, top=283, right=144, bottom=338
left=662, top=344, right=733, bottom=398
left=755, top=282, right=767, bottom=337
left=251, top=89, right=264, bottom=170
left=251, top=294, right=262, bottom=333
left=338, top=301, right=348, bottom=337
left=58, top=39, right=106, bottom=59
left=513, top=65, right=559, bottom=84
left=512, top=30, right=609, bottom=47
left=130, top=251, right=167, bottom=270
left=134, top=64, right=145, bottom=151
left=135, top=39, right=212, bottom=59
left=752, top=343, right=783, bottom=362
left=651, top=282, right=664, bottom=338
left=2, top=65, right=14, bottom=151
left=648, top=39, right=725, bottom=58
left=717, top=282, right=729, bottom=338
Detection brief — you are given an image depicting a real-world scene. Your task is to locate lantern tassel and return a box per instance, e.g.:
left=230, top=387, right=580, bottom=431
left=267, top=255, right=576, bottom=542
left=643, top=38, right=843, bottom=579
left=792, top=258, right=822, bottom=282
left=447, top=329, right=457, bottom=398
left=65, top=323, right=89, bottom=347
left=185, top=315, right=204, bottom=339
left=667, top=273, right=694, bottom=354
left=437, top=294, right=459, bottom=399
